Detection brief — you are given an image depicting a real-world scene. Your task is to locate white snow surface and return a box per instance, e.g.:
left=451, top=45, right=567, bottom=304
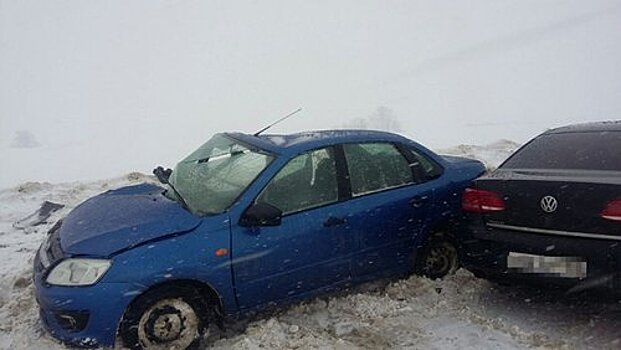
left=0, top=142, right=620, bottom=350
left=438, top=139, right=522, bottom=170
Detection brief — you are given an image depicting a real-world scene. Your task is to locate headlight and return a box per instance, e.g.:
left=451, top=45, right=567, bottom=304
left=46, top=259, right=111, bottom=286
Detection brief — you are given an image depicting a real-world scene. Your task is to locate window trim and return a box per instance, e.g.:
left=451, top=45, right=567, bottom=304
left=334, top=145, right=353, bottom=201
left=394, top=143, right=426, bottom=183
left=395, top=143, right=444, bottom=183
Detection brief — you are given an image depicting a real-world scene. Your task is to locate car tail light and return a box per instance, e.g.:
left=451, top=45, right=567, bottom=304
left=462, top=188, right=505, bottom=213
left=601, top=199, right=621, bottom=222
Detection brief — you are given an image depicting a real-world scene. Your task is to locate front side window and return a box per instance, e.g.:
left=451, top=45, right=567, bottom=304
left=257, top=148, right=338, bottom=215
left=168, top=134, right=273, bottom=215
left=344, top=143, right=414, bottom=196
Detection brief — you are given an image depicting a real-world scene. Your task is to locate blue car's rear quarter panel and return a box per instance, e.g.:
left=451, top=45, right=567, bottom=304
left=423, top=155, right=487, bottom=230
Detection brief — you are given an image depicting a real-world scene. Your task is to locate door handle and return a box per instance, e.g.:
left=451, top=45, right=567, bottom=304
left=410, top=195, right=429, bottom=208
left=323, top=216, right=346, bottom=227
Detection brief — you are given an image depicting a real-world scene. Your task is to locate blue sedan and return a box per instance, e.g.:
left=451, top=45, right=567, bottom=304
left=33, top=130, right=485, bottom=349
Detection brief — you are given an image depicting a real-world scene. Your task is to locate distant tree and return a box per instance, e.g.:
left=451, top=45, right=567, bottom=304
left=344, top=117, right=368, bottom=129
left=369, top=106, right=402, bottom=132
left=341, top=106, right=402, bottom=132
left=11, top=130, right=41, bottom=148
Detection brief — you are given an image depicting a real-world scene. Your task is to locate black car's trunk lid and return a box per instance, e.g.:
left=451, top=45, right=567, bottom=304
left=475, top=169, right=621, bottom=237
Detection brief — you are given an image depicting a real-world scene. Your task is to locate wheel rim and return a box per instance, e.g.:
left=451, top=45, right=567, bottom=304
left=424, top=241, right=458, bottom=277
left=137, top=298, right=200, bottom=350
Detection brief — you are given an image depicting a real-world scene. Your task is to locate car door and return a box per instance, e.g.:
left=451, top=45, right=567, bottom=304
left=341, top=142, right=435, bottom=278
left=231, top=146, right=356, bottom=310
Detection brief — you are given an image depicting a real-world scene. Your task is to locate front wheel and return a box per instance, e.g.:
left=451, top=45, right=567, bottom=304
left=415, top=235, right=460, bottom=279
left=120, top=287, right=209, bottom=350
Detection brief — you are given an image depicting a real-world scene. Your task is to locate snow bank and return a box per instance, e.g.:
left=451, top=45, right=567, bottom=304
left=0, top=173, right=156, bottom=350
left=209, top=273, right=536, bottom=350
left=438, top=139, right=521, bottom=170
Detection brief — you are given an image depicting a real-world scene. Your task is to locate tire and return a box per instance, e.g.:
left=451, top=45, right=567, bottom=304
left=119, top=286, right=211, bottom=350
left=415, top=234, right=460, bottom=279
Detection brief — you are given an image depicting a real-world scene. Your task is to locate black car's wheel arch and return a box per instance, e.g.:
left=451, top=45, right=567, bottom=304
left=117, top=279, right=224, bottom=348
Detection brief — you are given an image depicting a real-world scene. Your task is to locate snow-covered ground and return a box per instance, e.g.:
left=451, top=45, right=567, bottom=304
left=1, top=141, right=620, bottom=350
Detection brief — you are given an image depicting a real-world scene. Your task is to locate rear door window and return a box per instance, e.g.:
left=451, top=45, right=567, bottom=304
left=502, top=131, right=621, bottom=171
left=343, top=143, right=414, bottom=196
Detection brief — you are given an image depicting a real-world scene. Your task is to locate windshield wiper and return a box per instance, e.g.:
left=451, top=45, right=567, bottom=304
left=196, top=149, right=248, bottom=164
left=153, top=166, right=190, bottom=210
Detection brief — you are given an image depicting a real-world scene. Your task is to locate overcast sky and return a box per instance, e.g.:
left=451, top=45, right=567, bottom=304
left=1, top=0, right=620, bottom=187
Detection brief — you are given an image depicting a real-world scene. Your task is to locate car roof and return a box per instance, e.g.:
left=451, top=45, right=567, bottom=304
left=545, top=120, right=621, bottom=134
left=227, top=129, right=413, bottom=154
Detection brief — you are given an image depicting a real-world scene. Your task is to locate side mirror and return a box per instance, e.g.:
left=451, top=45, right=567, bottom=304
left=153, top=166, right=172, bottom=184
left=240, top=202, right=283, bottom=227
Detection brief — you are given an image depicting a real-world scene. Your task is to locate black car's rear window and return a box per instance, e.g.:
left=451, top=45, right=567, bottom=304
left=501, top=131, right=621, bottom=171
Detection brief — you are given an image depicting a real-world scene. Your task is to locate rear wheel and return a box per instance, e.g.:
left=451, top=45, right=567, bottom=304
left=120, top=287, right=211, bottom=350
left=415, top=234, right=459, bottom=279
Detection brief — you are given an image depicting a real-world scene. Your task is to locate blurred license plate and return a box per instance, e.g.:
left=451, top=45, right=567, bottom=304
left=507, top=252, right=587, bottom=278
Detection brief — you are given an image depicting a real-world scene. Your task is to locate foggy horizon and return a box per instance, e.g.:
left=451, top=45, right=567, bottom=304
left=2, top=1, right=620, bottom=187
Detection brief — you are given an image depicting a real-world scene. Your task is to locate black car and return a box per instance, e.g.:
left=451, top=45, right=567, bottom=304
left=460, top=121, right=621, bottom=291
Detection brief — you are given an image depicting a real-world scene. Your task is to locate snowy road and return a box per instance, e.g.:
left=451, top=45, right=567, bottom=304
left=1, top=143, right=619, bottom=349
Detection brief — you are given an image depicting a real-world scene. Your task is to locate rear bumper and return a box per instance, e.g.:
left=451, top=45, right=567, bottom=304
left=460, top=220, right=621, bottom=289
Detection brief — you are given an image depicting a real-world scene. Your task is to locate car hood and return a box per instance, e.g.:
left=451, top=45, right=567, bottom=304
left=59, top=183, right=202, bottom=257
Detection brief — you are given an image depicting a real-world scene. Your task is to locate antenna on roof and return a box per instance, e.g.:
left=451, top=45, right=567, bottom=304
left=254, top=108, right=303, bottom=136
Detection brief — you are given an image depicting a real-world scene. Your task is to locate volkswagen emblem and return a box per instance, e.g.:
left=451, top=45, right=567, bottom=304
left=540, top=195, right=558, bottom=213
